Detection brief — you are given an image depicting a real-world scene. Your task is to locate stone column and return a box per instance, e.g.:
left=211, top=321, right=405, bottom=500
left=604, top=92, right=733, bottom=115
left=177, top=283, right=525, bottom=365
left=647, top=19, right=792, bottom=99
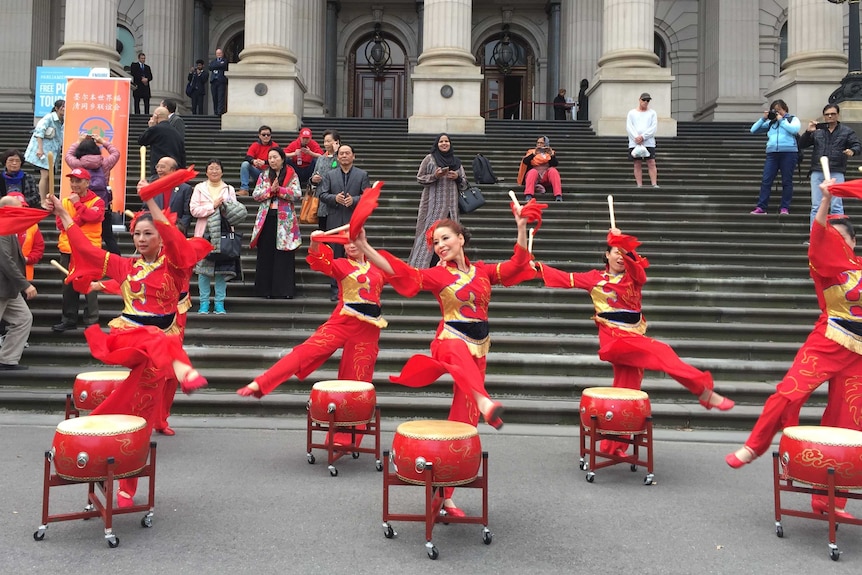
left=222, top=0, right=304, bottom=131
left=692, top=0, right=762, bottom=121
left=561, top=0, right=601, bottom=97
left=546, top=1, right=561, bottom=120
left=409, top=0, right=484, bottom=134
left=193, top=1, right=212, bottom=66
left=0, top=1, right=52, bottom=111
left=53, top=0, right=122, bottom=74
left=143, top=0, right=187, bottom=108
left=766, top=0, right=847, bottom=122
left=416, top=0, right=425, bottom=54
left=588, top=0, right=675, bottom=136
left=324, top=1, right=339, bottom=117
left=296, top=0, right=326, bottom=117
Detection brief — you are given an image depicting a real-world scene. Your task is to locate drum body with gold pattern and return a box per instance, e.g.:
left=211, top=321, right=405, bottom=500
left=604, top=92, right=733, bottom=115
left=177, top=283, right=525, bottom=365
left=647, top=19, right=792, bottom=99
left=579, top=387, right=651, bottom=434
left=779, top=426, right=862, bottom=489
left=72, top=370, right=129, bottom=411
left=51, top=414, right=150, bottom=481
left=390, top=420, right=482, bottom=486
left=308, top=380, right=376, bottom=426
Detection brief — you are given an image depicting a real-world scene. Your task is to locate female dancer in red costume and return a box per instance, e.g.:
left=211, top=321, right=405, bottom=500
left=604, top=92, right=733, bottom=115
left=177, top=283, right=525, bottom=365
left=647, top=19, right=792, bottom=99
left=353, top=208, right=533, bottom=517
left=727, top=179, right=862, bottom=519
left=537, top=227, right=734, bottom=456
left=49, top=192, right=211, bottom=507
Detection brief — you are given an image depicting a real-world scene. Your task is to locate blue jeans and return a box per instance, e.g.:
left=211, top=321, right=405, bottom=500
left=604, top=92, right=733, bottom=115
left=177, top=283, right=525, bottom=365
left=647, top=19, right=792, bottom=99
left=240, top=161, right=262, bottom=191
left=756, top=151, right=797, bottom=212
left=809, top=170, right=845, bottom=228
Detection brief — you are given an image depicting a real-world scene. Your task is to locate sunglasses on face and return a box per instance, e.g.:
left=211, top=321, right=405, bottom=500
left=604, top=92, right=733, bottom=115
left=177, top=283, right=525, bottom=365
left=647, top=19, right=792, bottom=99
left=823, top=113, right=838, bottom=117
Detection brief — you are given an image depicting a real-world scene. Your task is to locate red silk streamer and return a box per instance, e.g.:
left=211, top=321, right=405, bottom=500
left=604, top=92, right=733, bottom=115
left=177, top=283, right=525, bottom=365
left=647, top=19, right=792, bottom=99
left=349, top=180, right=384, bottom=240
left=138, top=166, right=198, bottom=202
left=827, top=179, right=862, bottom=200
left=312, top=228, right=350, bottom=245
left=0, top=206, right=51, bottom=235
left=512, top=198, right=549, bottom=232
left=607, top=231, right=642, bottom=253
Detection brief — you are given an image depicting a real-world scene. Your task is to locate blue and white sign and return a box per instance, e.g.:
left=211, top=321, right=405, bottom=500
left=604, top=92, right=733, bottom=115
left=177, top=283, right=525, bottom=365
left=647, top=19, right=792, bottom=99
left=35, top=66, right=90, bottom=116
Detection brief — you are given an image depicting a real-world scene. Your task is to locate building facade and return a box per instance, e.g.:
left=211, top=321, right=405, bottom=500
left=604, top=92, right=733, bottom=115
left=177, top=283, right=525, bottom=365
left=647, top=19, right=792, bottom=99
left=0, top=0, right=855, bottom=134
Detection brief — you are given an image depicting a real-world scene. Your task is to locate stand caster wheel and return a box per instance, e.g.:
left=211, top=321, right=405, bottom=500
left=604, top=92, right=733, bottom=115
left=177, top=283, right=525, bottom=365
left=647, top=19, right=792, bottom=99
left=630, top=464, right=638, bottom=472
left=33, top=526, right=46, bottom=541
left=375, top=460, right=383, bottom=472
left=106, top=535, right=119, bottom=548
left=830, top=545, right=840, bottom=561
left=585, top=471, right=595, bottom=483
left=578, top=458, right=585, bottom=470
left=482, top=528, right=493, bottom=545
left=775, top=523, right=783, bottom=538
left=328, top=465, right=338, bottom=477
left=383, top=523, right=396, bottom=539
left=352, top=452, right=360, bottom=459
left=141, top=512, right=153, bottom=528
left=426, top=543, right=439, bottom=560
left=306, top=453, right=315, bottom=464
left=643, top=473, right=655, bottom=485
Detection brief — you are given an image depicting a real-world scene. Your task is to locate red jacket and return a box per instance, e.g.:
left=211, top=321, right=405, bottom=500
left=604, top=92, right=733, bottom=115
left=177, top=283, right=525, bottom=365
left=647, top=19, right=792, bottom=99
left=284, top=137, right=323, bottom=166
left=244, top=139, right=280, bottom=163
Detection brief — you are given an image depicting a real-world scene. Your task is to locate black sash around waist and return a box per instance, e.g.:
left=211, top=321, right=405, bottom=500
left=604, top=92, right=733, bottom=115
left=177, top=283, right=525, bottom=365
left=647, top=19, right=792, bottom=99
left=833, top=318, right=862, bottom=337
left=121, top=313, right=176, bottom=330
left=345, top=303, right=381, bottom=317
left=598, top=311, right=642, bottom=325
left=446, top=320, right=490, bottom=340
left=178, top=291, right=188, bottom=301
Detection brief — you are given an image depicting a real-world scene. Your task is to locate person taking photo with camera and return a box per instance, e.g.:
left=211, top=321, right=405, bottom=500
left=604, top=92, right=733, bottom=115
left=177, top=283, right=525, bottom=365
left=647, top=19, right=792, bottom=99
left=749, top=99, right=801, bottom=215
left=799, top=103, right=862, bottom=228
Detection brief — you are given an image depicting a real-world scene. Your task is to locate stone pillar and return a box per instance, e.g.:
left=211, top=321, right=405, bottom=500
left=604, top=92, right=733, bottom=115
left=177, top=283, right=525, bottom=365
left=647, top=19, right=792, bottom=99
left=409, top=0, right=484, bottom=134
left=193, top=1, right=212, bottom=66
left=546, top=1, right=561, bottom=120
left=0, top=1, right=52, bottom=111
left=222, top=0, right=304, bottom=131
left=588, top=0, right=675, bottom=137
left=561, top=0, right=601, bottom=97
left=416, top=0, right=425, bottom=54
left=692, top=0, right=762, bottom=122
left=324, top=1, right=339, bottom=117
left=53, top=0, right=122, bottom=74
left=767, top=0, right=847, bottom=122
left=143, top=0, right=187, bottom=108
left=296, top=0, right=326, bottom=117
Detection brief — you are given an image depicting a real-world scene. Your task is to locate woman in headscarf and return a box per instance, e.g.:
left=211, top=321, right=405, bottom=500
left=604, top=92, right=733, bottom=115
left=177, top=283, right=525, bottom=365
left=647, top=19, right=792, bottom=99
left=407, top=133, right=468, bottom=268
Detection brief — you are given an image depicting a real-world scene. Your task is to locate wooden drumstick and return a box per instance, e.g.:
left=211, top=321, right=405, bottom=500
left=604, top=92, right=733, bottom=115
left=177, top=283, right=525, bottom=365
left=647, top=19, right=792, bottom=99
left=47, top=151, right=55, bottom=197
left=508, top=190, right=522, bottom=215
left=50, top=259, right=70, bottom=276
left=140, top=146, right=147, bottom=182
left=820, top=156, right=831, bottom=182
left=319, top=223, right=350, bottom=235
left=608, top=195, right=616, bottom=229
left=124, top=210, right=135, bottom=219
left=527, top=228, right=535, bottom=253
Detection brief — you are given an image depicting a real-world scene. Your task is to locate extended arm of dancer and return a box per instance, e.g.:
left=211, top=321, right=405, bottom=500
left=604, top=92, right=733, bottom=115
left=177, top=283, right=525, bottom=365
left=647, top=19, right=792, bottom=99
left=810, top=178, right=859, bottom=274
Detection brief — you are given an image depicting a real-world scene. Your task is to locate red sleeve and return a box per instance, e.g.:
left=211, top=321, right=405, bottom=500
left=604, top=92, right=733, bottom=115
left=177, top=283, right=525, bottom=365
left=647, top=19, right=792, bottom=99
left=99, top=279, right=121, bottom=295
left=379, top=250, right=422, bottom=297
left=65, top=224, right=121, bottom=286
left=538, top=263, right=602, bottom=290
left=309, top=141, right=323, bottom=154
left=622, top=251, right=648, bottom=286
left=306, top=241, right=338, bottom=279
left=155, top=220, right=212, bottom=271
left=488, top=244, right=537, bottom=286
left=809, top=221, right=862, bottom=277
left=246, top=142, right=258, bottom=157
left=284, top=140, right=300, bottom=153
left=72, top=196, right=105, bottom=224
left=27, top=229, right=44, bottom=265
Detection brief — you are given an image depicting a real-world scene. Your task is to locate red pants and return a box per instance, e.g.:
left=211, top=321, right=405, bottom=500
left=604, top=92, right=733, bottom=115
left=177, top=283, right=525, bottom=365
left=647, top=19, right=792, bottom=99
left=525, top=167, right=562, bottom=197
left=597, top=324, right=713, bottom=454
left=154, top=309, right=188, bottom=432
left=254, top=315, right=381, bottom=394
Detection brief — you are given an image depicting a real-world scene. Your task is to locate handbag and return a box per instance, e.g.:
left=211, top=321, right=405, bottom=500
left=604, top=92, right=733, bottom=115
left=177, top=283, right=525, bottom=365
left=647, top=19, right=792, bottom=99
left=206, top=213, right=242, bottom=262
left=458, top=182, right=485, bottom=214
left=220, top=199, right=248, bottom=227
left=185, top=81, right=194, bottom=97
left=299, top=184, right=319, bottom=225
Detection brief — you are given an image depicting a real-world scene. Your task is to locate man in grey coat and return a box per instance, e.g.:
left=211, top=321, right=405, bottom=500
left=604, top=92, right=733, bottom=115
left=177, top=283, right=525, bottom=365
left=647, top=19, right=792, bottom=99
left=0, top=196, right=36, bottom=369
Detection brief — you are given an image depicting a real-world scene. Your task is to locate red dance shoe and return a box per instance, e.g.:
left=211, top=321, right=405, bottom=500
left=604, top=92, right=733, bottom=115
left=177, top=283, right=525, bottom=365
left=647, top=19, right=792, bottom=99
left=725, top=446, right=756, bottom=469
left=155, top=426, right=176, bottom=436
left=117, top=491, right=134, bottom=509
left=441, top=505, right=466, bottom=519
left=699, top=391, right=735, bottom=411
left=180, top=370, right=208, bottom=394
left=483, top=401, right=505, bottom=430
left=237, top=384, right=263, bottom=399
left=812, top=499, right=856, bottom=520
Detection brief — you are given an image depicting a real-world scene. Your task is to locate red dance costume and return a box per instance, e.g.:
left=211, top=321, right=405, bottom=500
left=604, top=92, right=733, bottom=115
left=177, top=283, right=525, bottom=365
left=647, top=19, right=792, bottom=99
left=740, top=221, right=862, bottom=462
left=253, top=242, right=389, bottom=394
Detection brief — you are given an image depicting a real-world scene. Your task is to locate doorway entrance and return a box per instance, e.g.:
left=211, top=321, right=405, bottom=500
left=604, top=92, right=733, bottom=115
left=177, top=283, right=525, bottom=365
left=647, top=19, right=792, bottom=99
left=479, top=33, right=532, bottom=119
left=349, top=32, right=406, bottom=118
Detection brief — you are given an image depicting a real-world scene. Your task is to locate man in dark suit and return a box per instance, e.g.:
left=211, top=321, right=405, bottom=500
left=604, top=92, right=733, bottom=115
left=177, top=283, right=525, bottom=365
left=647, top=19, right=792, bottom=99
left=138, top=107, right=185, bottom=176
left=131, top=52, right=153, bottom=115
left=188, top=59, right=208, bottom=115
left=317, top=144, right=370, bottom=300
left=161, top=99, right=186, bottom=142
left=141, top=157, right=193, bottom=236
left=0, top=196, right=36, bottom=370
left=209, top=48, right=228, bottom=116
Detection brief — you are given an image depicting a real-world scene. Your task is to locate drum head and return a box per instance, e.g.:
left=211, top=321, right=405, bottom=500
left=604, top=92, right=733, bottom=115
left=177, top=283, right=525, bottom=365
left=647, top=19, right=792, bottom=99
left=56, top=414, right=147, bottom=435
left=312, top=379, right=375, bottom=392
left=783, top=426, right=862, bottom=446
left=396, top=420, right=478, bottom=440
left=583, top=387, right=649, bottom=401
left=75, top=370, right=131, bottom=382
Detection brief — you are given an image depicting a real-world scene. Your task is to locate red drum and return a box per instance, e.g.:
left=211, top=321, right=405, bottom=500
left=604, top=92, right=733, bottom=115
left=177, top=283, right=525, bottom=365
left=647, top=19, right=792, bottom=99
left=390, top=420, right=482, bottom=486
left=72, top=370, right=129, bottom=411
left=779, top=426, right=862, bottom=489
left=579, top=387, right=651, bottom=435
left=308, top=380, right=376, bottom=426
left=51, top=415, right=150, bottom=482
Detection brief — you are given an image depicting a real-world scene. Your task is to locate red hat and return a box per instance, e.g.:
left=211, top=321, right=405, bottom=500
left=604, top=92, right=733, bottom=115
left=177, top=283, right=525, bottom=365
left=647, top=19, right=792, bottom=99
left=66, top=167, right=91, bottom=180
left=299, top=127, right=312, bottom=138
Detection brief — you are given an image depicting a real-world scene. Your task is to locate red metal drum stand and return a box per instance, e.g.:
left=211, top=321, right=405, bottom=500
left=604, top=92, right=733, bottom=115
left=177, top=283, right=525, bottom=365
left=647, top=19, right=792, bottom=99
left=33, top=442, right=157, bottom=548
left=381, top=450, right=492, bottom=560
left=306, top=405, right=382, bottom=476
left=579, top=414, right=655, bottom=485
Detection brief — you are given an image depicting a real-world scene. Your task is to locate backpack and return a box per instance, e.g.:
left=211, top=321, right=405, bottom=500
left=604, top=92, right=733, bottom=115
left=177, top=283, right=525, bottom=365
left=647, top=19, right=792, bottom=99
left=472, top=153, right=497, bottom=184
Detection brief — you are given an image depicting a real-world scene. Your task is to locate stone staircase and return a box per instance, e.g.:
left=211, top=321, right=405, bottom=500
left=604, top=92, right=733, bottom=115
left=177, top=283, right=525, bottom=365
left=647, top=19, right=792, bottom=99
left=0, top=112, right=856, bottom=430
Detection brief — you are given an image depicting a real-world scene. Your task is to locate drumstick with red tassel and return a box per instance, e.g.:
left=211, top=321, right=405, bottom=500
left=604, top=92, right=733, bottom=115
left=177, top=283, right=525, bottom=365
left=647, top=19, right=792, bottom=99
left=50, top=259, right=70, bottom=276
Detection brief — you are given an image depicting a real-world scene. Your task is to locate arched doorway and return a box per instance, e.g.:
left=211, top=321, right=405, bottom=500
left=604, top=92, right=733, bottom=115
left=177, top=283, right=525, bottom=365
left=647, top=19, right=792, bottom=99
left=479, top=29, right=533, bottom=120
left=348, top=30, right=406, bottom=118
left=221, top=32, right=244, bottom=115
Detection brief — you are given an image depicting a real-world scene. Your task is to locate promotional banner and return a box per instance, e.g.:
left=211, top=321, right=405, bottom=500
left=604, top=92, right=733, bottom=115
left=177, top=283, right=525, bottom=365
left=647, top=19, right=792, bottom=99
left=61, top=77, right=131, bottom=212
left=34, top=67, right=88, bottom=117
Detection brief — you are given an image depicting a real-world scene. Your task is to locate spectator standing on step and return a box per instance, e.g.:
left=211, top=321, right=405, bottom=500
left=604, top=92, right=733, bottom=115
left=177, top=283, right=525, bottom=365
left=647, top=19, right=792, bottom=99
left=310, top=129, right=341, bottom=232
left=131, top=53, right=153, bottom=115
left=161, top=99, right=186, bottom=142
left=138, top=107, right=185, bottom=176
left=239, top=126, right=279, bottom=196
left=24, top=99, right=65, bottom=204
left=799, top=103, right=861, bottom=228
left=209, top=48, right=228, bottom=116
left=626, top=93, right=659, bottom=189
left=553, top=88, right=572, bottom=121
left=187, top=59, right=208, bottom=116
left=0, top=196, right=36, bottom=370
left=749, top=99, right=800, bottom=215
